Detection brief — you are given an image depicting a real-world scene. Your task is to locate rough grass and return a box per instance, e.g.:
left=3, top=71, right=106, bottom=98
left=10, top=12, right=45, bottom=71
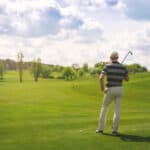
left=0, top=71, right=150, bottom=150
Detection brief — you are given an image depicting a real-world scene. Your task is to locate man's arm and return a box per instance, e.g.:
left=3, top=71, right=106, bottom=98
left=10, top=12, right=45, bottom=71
left=124, top=67, right=129, bottom=81
left=99, top=73, right=105, bottom=92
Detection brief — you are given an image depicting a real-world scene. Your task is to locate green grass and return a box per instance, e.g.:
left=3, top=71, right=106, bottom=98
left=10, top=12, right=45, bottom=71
left=0, top=71, right=150, bottom=150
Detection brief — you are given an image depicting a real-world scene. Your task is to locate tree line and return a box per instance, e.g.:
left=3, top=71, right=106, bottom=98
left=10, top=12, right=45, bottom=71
left=0, top=53, right=148, bottom=82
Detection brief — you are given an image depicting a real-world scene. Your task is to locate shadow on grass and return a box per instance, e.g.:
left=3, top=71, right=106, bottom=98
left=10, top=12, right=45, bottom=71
left=0, top=79, right=7, bottom=82
left=103, top=133, right=150, bottom=142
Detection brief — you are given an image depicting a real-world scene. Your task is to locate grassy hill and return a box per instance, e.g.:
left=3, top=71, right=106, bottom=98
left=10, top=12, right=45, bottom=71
left=0, top=71, right=150, bottom=150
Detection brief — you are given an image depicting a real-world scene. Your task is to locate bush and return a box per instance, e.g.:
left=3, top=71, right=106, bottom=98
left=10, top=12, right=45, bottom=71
left=126, top=64, right=148, bottom=73
left=56, top=76, right=64, bottom=79
left=90, top=67, right=101, bottom=75
left=41, top=65, right=52, bottom=78
left=82, top=63, right=89, bottom=72
left=62, top=67, right=77, bottom=80
left=78, top=68, right=84, bottom=77
left=49, top=75, right=55, bottom=79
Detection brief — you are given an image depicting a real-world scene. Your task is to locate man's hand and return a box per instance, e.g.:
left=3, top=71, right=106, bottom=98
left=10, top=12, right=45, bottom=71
left=99, top=73, right=105, bottom=92
left=104, top=88, right=109, bottom=93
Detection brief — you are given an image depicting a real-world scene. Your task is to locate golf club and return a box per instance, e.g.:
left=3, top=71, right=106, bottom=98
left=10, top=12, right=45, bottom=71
left=121, top=51, right=133, bottom=64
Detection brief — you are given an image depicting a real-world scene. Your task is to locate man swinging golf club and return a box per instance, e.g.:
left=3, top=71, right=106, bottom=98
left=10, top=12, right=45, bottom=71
left=96, top=51, right=129, bottom=135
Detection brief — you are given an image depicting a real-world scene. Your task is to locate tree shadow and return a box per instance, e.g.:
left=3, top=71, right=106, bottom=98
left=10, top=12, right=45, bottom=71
left=0, top=80, right=7, bottom=85
left=103, top=133, right=150, bottom=142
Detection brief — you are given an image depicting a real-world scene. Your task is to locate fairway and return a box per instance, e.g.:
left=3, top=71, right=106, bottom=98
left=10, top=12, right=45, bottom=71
left=0, top=71, right=150, bottom=150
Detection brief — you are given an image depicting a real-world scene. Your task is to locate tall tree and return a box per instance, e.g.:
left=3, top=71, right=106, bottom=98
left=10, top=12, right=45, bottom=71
left=82, top=63, right=88, bottom=72
left=17, top=52, right=24, bottom=83
left=31, top=58, right=42, bottom=82
left=0, top=61, right=4, bottom=80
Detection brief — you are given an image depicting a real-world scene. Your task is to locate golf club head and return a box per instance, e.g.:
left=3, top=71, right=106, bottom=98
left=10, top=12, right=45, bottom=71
left=129, top=51, right=133, bottom=55
left=121, top=51, right=133, bottom=64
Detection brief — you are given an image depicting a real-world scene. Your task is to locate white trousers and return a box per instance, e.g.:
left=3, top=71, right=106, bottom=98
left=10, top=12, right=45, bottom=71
left=98, top=86, right=123, bottom=132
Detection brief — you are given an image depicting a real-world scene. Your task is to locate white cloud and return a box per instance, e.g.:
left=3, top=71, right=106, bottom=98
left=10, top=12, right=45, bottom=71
left=0, top=0, right=59, bottom=13
left=57, top=19, right=104, bottom=43
left=0, top=0, right=63, bottom=36
left=115, top=0, right=126, bottom=11
left=77, top=19, right=104, bottom=43
left=0, top=0, right=150, bottom=70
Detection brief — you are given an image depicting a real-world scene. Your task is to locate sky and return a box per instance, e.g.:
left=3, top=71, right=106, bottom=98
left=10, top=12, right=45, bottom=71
left=0, top=0, right=150, bottom=69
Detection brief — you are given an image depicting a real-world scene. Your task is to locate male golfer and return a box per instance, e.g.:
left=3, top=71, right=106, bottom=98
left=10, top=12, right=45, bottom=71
left=96, top=51, right=129, bottom=135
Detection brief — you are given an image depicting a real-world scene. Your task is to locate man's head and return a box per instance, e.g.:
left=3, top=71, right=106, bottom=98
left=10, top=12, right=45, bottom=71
left=110, top=51, right=119, bottom=61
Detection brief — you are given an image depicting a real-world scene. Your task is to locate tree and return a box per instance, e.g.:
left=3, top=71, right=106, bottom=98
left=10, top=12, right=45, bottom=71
left=31, top=58, right=42, bottom=82
left=62, top=67, right=77, bottom=80
left=53, top=65, right=64, bottom=72
left=72, top=64, right=80, bottom=71
left=0, top=61, right=4, bottom=80
left=90, top=67, right=101, bottom=76
left=94, top=62, right=105, bottom=69
left=5, top=59, right=17, bottom=70
left=126, top=64, right=148, bottom=73
left=41, top=65, right=52, bottom=78
left=78, top=68, right=84, bottom=77
left=82, top=63, right=88, bottom=72
left=17, top=52, right=24, bottom=83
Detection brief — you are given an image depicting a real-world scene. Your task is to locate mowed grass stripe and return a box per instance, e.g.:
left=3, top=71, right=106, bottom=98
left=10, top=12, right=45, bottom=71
left=0, top=71, right=149, bottom=150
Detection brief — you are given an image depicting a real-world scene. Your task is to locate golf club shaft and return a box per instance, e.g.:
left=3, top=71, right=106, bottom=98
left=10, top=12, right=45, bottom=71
left=121, top=51, right=132, bottom=64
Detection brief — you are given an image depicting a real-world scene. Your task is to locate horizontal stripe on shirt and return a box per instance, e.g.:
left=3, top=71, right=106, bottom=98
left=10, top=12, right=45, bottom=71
left=101, top=61, right=128, bottom=87
left=107, top=75, right=124, bottom=80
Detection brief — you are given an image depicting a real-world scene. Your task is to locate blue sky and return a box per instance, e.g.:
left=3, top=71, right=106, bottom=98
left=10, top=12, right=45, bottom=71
left=0, top=0, right=150, bottom=69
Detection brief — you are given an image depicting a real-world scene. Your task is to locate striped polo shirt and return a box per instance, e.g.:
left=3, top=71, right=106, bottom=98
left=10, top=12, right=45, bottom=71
left=102, top=61, right=128, bottom=87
